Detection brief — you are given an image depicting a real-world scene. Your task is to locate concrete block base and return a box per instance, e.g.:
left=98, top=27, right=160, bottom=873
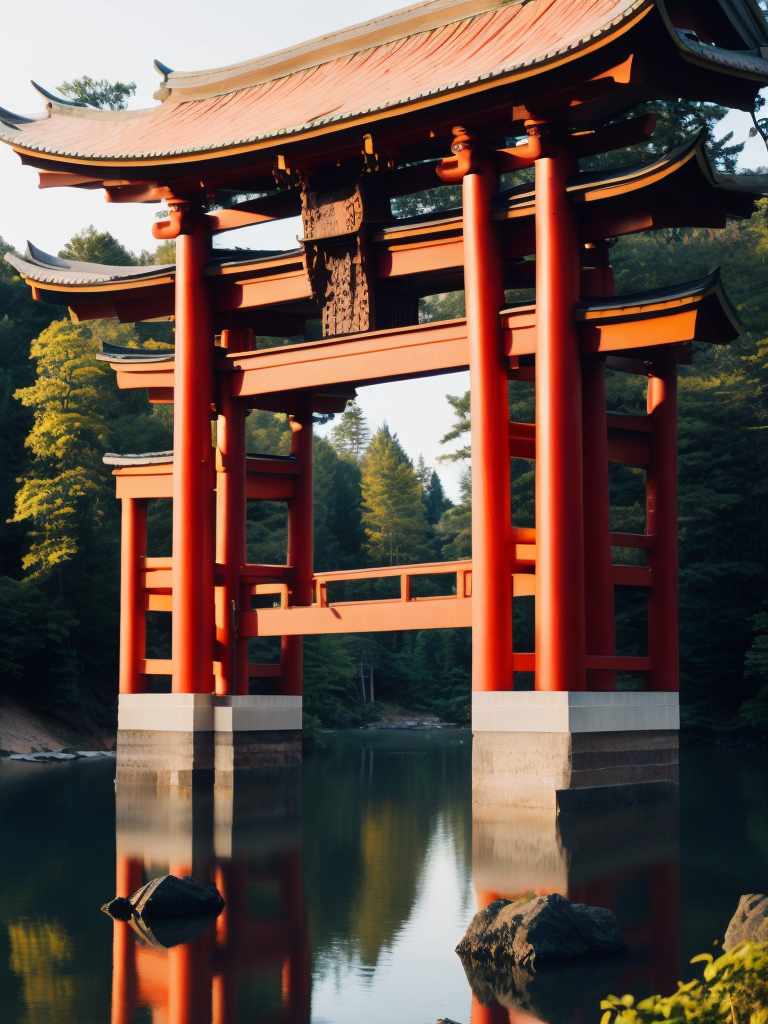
left=472, top=692, right=679, bottom=812
left=116, top=693, right=302, bottom=785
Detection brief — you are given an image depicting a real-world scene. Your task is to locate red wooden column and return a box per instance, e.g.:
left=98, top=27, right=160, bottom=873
left=281, top=412, right=314, bottom=696
left=215, top=329, right=251, bottom=696
left=581, top=242, right=616, bottom=691
left=156, top=203, right=215, bottom=694
left=119, top=498, right=147, bottom=694
left=646, top=361, right=679, bottom=691
left=534, top=130, right=586, bottom=692
left=446, top=132, right=512, bottom=691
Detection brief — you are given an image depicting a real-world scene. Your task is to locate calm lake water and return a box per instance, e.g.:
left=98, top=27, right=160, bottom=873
left=0, top=732, right=766, bottom=1024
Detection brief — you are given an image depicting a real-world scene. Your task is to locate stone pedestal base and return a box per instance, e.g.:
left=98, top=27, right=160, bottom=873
left=472, top=691, right=679, bottom=813
left=117, top=694, right=302, bottom=785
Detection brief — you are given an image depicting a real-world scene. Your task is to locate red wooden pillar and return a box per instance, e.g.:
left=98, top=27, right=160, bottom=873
left=170, top=206, right=215, bottom=694
left=534, top=134, right=586, bottom=692
left=647, top=361, right=679, bottom=692
left=215, top=329, right=251, bottom=696
left=461, top=142, right=513, bottom=692
left=581, top=243, right=616, bottom=691
left=119, top=498, right=147, bottom=694
left=281, top=412, right=313, bottom=696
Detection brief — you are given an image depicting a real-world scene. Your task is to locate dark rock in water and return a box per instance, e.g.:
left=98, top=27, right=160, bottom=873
left=102, top=873, right=225, bottom=940
left=103, top=896, right=134, bottom=921
left=459, top=952, right=622, bottom=1024
left=725, top=894, right=768, bottom=950
left=131, top=912, right=221, bottom=950
left=129, top=875, right=224, bottom=919
left=456, top=892, right=626, bottom=971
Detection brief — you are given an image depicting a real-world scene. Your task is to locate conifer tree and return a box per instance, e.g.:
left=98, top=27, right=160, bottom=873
left=424, top=470, right=451, bottom=525
left=59, top=226, right=138, bottom=267
left=330, top=401, right=371, bottom=461
left=360, top=425, right=430, bottom=565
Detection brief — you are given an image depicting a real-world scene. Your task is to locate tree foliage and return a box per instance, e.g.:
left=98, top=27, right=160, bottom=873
left=56, top=76, right=136, bottom=111
left=361, top=425, right=431, bottom=565
left=602, top=942, right=768, bottom=1024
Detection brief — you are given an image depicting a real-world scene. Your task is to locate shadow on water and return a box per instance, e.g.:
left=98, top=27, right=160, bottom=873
left=0, top=738, right=765, bottom=1024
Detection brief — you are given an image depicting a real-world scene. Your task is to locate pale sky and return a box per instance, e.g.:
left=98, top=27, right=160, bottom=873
left=1, top=0, right=766, bottom=499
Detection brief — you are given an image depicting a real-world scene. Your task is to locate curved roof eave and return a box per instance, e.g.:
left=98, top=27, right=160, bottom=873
left=0, top=0, right=657, bottom=166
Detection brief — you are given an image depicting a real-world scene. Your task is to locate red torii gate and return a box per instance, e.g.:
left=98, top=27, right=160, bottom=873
left=3, top=0, right=768, bottom=800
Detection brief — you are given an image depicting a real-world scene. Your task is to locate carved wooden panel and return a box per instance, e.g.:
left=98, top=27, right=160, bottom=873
left=305, top=235, right=372, bottom=337
left=302, top=183, right=364, bottom=241
left=302, top=183, right=375, bottom=336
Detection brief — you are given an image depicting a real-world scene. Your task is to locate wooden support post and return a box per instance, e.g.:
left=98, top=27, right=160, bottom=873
left=581, top=243, right=616, bottom=691
left=647, top=361, right=679, bottom=692
left=171, top=207, right=215, bottom=694
left=119, top=498, right=147, bottom=695
left=281, top=412, right=314, bottom=696
left=215, top=330, right=251, bottom=696
left=461, top=142, right=513, bottom=692
left=535, top=132, right=586, bottom=691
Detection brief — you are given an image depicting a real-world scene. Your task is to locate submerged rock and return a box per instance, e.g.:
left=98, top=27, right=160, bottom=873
left=725, top=894, right=768, bottom=950
left=102, top=874, right=225, bottom=933
left=456, top=893, right=626, bottom=971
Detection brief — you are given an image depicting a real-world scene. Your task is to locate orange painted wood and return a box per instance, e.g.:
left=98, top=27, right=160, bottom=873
left=140, top=658, right=173, bottom=675
left=612, top=564, right=653, bottom=587
left=240, top=595, right=473, bottom=636
left=646, top=363, right=679, bottom=691
left=585, top=655, right=653, bottom=672
left=535, top=139, right=586, bottom=692
left=611, top=532, right=653, bottom=548
left=248, top=663, right=282, bottom=677
left=461, top=153, right=513, bottom=691
left=119, top=498, right=147, bottom=694
left=230, top=318, right=470, bottom=397
left=215, top=270, right=311, bottom=311
left=245, top=475, right=294, bottom=500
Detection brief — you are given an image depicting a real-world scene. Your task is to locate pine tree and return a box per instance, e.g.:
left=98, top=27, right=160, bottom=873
left=424, top=470, right=451, bottom=525
left=330, top=402, right=371, bottom=461
left=59, top=226, right=137, bottom=267
left=360, top=425, right=430, bottom=565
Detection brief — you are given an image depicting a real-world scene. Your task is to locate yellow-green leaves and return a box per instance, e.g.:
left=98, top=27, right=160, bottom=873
left=602, top=942, right=768, bottom=1024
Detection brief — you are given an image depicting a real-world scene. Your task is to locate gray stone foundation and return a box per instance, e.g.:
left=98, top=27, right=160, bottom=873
left=472, top=692, right=679, bottom=813
left=116, top=693, right=302, bottom=786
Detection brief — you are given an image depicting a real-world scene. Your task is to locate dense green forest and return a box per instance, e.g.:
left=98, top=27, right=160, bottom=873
left=3, top=100, right=768, bottom=740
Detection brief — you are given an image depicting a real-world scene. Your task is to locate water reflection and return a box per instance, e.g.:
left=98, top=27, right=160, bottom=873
left=467, top=798, right=680, bottom=1024
left=111, top=776, right=308, bottom=1024
left=5, top=743, right=760, bottom=1024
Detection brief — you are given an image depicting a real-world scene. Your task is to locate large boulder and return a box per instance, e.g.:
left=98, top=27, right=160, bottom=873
left=724, top=894, right=768, bottom=950
left=456, top=893, right=626, bottom=971
left=103, top=874, right=225, bottom=922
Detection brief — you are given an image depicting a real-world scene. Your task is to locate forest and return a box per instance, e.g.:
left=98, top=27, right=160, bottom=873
left=2, top=98, right=768, bottom=741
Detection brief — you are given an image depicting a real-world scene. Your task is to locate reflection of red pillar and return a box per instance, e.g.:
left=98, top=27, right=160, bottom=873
left=282, top=413, right=313, bottom=697
left=168, top=917, right=215, bottom=1024
left=535, top=137, right=585, bottom=692
left=112, top=857, right=143, bottom=1024
left=280, top=850, right=311, bottom=1023
left=471, top=995, right=510, bottom=1023
left=172, top=209, right=215, bottom=694
left=649, top=860, right=680, bottom=994
left=463, top=149, right=513, bottom=692
left=119, top=498, right=147, bottom=694
left=215, top=330, right=250, bottom=696
left=646, top=363, right=679, bottom=692
left=213, top=862, right=244, bottom=1024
